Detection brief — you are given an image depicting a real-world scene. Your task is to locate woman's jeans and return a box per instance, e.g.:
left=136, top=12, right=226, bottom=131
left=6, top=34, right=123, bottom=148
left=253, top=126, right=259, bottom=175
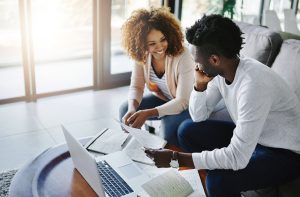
left=178, top=119, right=300, bottom=197
left=119, top=94, right=190, bottom=146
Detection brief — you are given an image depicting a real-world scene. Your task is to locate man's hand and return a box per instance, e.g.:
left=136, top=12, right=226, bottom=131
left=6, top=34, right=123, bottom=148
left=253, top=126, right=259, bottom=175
left=194, top=66, right=214, bottom=91
left=144, top=148, right=173, bottom=168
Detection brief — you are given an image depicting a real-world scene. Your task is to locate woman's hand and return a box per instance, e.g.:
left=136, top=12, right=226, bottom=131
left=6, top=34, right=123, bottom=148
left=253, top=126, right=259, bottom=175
left=144, top=148, right=173, bottom=168
left=122, top=99, right=139, bottom=126
left=122, top=110, right=136, bottom=126
left=127, top=108, right=158, bottom=128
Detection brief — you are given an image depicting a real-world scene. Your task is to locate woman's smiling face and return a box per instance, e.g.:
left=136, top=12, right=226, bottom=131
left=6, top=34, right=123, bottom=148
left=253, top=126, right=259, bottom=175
left=146, top=29, right=168, bottom=60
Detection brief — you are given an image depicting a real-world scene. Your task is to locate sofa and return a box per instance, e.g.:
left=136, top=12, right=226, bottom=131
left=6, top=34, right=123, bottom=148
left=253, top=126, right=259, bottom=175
left=208, top=21, right=300, bottom=197
left=149, top=21, right=299, bottom=197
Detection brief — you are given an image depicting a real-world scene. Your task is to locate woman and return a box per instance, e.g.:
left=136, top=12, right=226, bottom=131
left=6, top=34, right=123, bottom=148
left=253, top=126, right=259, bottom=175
left=119, top=7, right=194, bottom=146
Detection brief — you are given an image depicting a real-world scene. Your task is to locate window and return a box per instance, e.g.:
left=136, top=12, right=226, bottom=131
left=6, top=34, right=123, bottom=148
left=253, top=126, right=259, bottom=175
left=235, top=0, right=262, bottom=25
left=31, top=0, right=93, bottom=94
left=110, top=0, right=162, bottom=74
left=1, top=0, right=164, bottom=103
left=0, top=0, right=24, bottom=100
left=296, top=0, right=300, bottom=27
left=181, top=0, right=216, bottom=30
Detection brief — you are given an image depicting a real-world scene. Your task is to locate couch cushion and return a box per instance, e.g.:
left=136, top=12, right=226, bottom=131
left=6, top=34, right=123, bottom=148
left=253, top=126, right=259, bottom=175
left=235, top=21, right=283, bottom=67
left=279, top=31, right=300, bottom=41
left=271, top=39, right=300, bottom=101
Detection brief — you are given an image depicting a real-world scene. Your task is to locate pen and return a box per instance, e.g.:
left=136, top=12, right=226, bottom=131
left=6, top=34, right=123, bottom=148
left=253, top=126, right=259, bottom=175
left=121, top=134, right=132, bottom=148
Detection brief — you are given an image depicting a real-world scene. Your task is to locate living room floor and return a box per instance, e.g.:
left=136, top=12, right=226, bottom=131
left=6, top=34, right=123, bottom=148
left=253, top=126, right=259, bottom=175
left=0, top=86, right=129, bottom=172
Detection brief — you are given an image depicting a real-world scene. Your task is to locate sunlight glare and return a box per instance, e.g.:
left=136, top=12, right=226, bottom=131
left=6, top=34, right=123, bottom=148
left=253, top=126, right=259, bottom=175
left=31, top=0, right=66, bottom=60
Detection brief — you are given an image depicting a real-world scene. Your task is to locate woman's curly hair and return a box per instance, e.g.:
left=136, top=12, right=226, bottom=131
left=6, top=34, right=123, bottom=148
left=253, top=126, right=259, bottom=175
left=121, top=7, right=184, bottom=64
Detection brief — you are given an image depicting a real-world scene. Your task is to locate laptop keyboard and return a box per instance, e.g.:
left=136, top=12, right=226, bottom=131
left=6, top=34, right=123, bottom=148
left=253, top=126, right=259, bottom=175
left=97, top=160, right=134, bottom=197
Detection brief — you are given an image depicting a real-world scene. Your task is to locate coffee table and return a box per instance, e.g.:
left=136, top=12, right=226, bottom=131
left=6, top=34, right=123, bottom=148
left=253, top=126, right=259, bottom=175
left=9, top=137, right=207, bottom=197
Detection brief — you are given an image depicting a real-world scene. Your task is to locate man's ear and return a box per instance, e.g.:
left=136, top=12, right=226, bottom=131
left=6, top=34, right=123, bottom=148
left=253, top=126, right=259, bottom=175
left=209, top=55, right=220, bottom=66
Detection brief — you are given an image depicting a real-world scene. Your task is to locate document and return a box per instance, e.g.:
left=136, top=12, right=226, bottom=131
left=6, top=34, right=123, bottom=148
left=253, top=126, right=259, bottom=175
left=179, top=169, right=206, bottom=197
left=122, top=138, right=155, bottom=165
left=85, top=122, right=167, bottom=165
left=85, top=128, right=129, bottom=154
left=121, top=123, right=167, bottom=149
left=141, top=169, right=194, bottom=197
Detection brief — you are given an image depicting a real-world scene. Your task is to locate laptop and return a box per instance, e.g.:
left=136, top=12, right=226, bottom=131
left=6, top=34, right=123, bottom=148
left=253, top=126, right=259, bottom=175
left=61, top=125, right=151, bottom=197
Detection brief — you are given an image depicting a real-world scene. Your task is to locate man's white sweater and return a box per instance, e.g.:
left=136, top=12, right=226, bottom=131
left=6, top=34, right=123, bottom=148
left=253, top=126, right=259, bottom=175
left=190, top=57, right=300, bottom=170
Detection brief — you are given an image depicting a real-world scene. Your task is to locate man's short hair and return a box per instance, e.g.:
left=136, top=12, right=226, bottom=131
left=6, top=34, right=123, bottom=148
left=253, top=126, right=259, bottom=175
left=186, top=14, right=244, bottom=58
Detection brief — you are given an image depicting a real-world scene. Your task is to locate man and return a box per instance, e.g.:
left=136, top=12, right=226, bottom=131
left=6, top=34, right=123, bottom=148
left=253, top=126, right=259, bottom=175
left=145, top=15, right=300, bottom=197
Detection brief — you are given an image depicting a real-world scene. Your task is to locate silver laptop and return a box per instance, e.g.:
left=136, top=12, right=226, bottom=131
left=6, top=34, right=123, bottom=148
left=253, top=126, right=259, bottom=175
left=61, top=125, right=150, bottom=197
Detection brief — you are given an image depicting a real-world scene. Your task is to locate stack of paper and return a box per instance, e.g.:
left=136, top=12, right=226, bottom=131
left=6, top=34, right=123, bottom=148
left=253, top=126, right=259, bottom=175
left=141, top=169, right=206, bottom=197
left=141, top=169, right=194, bottom=197
left=85, top=122, right=167, bottom=165
left=179, top=169, right=206, bottom=197
left=85, top=128, right=129, bottom=154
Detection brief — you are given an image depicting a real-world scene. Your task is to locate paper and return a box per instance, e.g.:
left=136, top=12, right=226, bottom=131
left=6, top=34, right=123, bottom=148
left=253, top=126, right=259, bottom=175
left=121, top=123, right=167, bottom=149
left=85, top=121, right=167, bottom=165
left=124, top=148, right=155, bottom=165
left=179, top=169, right=206, bottom=197
left=141, top=169, right=194, bottom=197
left=123, top=138, right=155, bottom=165
left=86, top=128, right=129, bottom=154
left=141, top=166, right=170, bottom=179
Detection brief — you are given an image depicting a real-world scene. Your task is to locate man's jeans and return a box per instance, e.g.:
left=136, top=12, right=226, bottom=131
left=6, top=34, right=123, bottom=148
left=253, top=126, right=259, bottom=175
left=178, top=119, right=300, bottom=197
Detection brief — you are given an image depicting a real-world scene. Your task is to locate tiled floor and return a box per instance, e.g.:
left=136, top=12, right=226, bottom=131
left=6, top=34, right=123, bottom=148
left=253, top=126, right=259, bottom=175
left=0, top=86, right=129, bottom=171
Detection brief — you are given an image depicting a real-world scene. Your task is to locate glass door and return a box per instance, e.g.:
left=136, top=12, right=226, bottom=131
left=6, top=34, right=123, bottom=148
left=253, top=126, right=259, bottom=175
left=181, top=0, right=212, bottom=30
left=0, top=0, right=165, bottom=104
left=268, top=0, right=293, bottom=29
left=31, top=0, right=93, bottom=95
left=0, top=0, right=25, bottom=101
left=100, top=0, right=162, bottom=89
left=110, top=0, right=162, bottom=75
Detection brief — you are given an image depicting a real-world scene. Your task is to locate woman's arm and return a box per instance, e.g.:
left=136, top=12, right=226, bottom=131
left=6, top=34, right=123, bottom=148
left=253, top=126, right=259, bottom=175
left=122, top=99, right=139, bottom=125
left=123, top=62, right=145, bottom=126
left=127, top=99, right=139, bottom=112
left=155, top=50, right=195, bottom=117
left=128, top=62, right=146, bottom=105
left=127, top=108, right=159, bottom=128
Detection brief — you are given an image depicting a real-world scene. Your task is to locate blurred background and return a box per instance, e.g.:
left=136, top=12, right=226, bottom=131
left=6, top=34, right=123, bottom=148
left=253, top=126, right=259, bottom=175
left=0, top=0, right=299, bottom=104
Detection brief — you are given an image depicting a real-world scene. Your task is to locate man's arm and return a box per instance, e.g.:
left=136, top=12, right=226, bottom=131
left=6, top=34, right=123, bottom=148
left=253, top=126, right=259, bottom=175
left=144, top=148, right=195, bottom=168
left=189, top=80, right=222, bottom=122
left=193, top=83, right=273, bottom=170
left=177, top=152, right=195, bottom=168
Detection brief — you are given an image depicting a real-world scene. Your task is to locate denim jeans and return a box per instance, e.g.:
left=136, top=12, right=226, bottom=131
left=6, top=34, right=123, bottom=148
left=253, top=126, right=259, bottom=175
left=178, top=119, right=300, bottom=197
left=119, top=94, right=191, bottom=146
